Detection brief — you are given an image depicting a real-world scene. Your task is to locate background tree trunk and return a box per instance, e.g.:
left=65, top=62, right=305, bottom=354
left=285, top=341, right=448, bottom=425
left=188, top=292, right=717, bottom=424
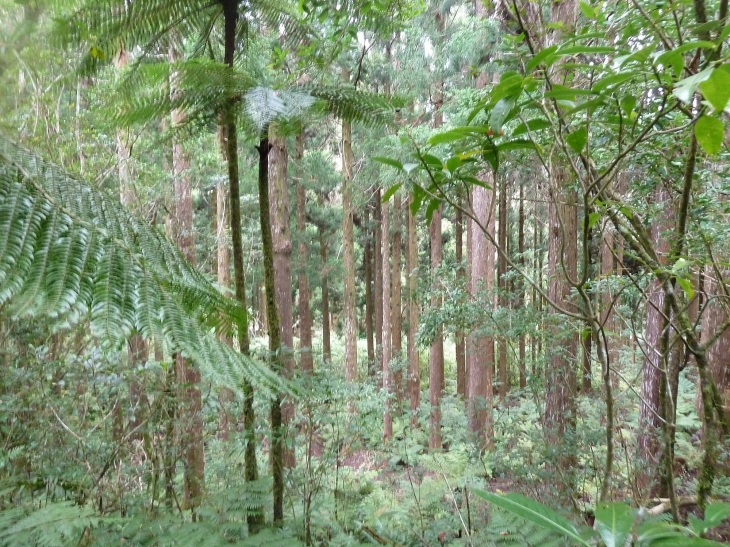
left=497, top=175, right=508, bottom=399
left=468, top=181, right=495, bottom=449
left=269, top=129, right=295, bottom=469
left=296, top=133, right=313, bottom=374
left=383, top=200, right=393, bottom=440
left=392, top=194, right=403, bottom=409
left=407, top=198, right=420, bottom=428
left=170, top=44, right=203, bottom=512
left=456, top=202, right=466, bottom=397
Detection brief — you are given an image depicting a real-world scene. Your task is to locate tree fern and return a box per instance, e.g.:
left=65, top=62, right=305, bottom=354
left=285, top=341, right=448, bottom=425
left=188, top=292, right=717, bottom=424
left=0, top=501, right=114, bottom=547
left=0, top=134, right=285, bottom=397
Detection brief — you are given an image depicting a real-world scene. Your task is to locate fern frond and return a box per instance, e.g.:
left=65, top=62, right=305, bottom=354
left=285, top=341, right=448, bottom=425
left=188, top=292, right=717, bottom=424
left=0, top=135, right=285, bottom=397
left=302, top=84, right=407, bottom=128
left=0, top=501, right=113, bottom=547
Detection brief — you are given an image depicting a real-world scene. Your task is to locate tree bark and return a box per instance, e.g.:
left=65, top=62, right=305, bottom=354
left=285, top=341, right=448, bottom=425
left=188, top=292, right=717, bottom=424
left=497, top=175, right=508, bottom=399
left=365, top=205, right=375, bottom=370
left=407, top=197, right=420, bottom=428
left=319, top=211, right=331, bottom=362
left=392, top=193, right=403, bottom=408
left=296, top=133, right=313, bottom=374
left=374, top=191, right=384, bottom=381
left=383, top=200, right=393, bottom=440
left=468, top=182, right=495, bottom=450
left=222, top=1, right=260, bottom=527
left=342, top=124, right=358, bottom=382
left=269, top=129, right=295, bottom=469
left=456, top=201, right=466, bottom=397
left=517, top=180, right=526, bottom=389
left=170, top=44, right=204, bottom=512
left=256, top=137, right=284, bottom=524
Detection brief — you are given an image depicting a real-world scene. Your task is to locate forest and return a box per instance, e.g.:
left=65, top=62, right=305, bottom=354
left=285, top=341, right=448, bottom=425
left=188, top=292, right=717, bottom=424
left=2, top=0, right=730, bottom=544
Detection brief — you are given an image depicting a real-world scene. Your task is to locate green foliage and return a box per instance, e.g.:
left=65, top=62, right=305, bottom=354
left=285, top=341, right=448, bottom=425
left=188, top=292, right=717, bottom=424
left=0, top=135, right=284, bottom=397
left=475, top=491, right=730, bottom=546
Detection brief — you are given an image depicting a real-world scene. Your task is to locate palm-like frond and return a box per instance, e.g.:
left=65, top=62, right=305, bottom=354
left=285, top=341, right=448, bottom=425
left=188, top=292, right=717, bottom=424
left=0, top=135, right=285, bottom=397
left=109, top=60, right=404, bottom=133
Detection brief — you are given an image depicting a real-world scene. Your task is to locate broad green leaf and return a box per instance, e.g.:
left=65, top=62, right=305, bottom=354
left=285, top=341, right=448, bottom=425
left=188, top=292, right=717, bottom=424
left=595, top=502, right=634, bottom=547
left=557, top=45, right=616, bottom=55
left=527, top=45, right=559, bottom=71
left=472, top=490, right=590, bottom=546
left=410, top=184, right=425, bottom=215
left=676, top=276, right=695, bottom=300
left=695, top=115, right=724, bottom=155
left=445, top=155, right=461, bottom=173
left=497, top=139, right=536, bottom=152
left=428, top=126, right=491, bottom=146
left=670, top=40, right=717, bottom=55
left=592, top=71, right=640, bottom=93
left=617, top=43, right=656, bottom=67
left=381, top=183, right=402, bottom=202
left=481, top=142, right=499, bottom=173
left=372, top=156, right=403, bottom=170
left=490, top=73, right=524, bottom=104
left=420, top=153, right=443, bottom=169
left=620, top=95, right=637, bottom=115
left=673, top=66, right=714, bottom=103
left=704, top=502, right=730, bottom=528
left=656, top=49, right=684, bottom=79
left=579, top=0, right=595, bottom=19
left=588, top=211, right=601, bottom=229
left=425, top=197, right=440, bottom=224
left=512, top=118, right=552, bottom=136
left=545, top=85, right=596, bottom=99
left=566, top=126, right=588, bottom=153
left=720, top=21, right=730, bottom=41
left=490, top=97, right=516, bottom=132
left=650, top=538, right=728, bottom=546
left=699, top=68, right=730, bottom=111
left=461, top=175, right=492, bottom=190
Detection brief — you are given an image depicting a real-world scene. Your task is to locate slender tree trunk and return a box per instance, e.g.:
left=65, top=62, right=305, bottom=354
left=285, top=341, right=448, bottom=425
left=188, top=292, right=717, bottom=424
left=383, top=200, right=393, bottom=440
left=222, top=4, right=260, bottom=528
left=296, top=133, right=313, bottom=374
left=517, top=181, right=526, bottom=389
left=392, top=194, right=403, bottom=409
left=429, top=10, right=446, bottom=450
left=374, top=191, right=384, bottom=380
left=342, top=70, right=358, bottom=383
left=456, top=202, right=466, bottom=397
left=407, top=198, right=420, bottom=428
left=365, top=206, right=375, bottom=370
left=170, top=45, right=204, bottom=512
left=269, top=129, right=296, bottom=469
left=256, top=137, right=284, bottom=524
left=215, top=119, right=234, bottom=440
left=637, top=185, right=671, bottom=500
left=497, top=175, right=508, bottom=399
left=468, top=181, right=495, bottom=450
left=319, top=213, right=331, bottom=362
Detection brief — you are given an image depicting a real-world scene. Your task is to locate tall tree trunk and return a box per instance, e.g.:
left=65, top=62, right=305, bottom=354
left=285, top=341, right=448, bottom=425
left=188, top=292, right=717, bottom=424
left=222, top=3, right=260, bottom=528
left=374, top=191, right=384, bottom=380
left=636, top=184, right=671, bottom=500
left=365, top=206, right=375, bottom=370
left=269, top=129, right=296, bottom=469
left=468, top=181, right=495, bottom=450
left=296, top=133, right=314, bottom=374
left=407, top=197, right=420, bottom=428
left=497, top=175, right=508, bottom=399
left=383, top=200, right=393, bottom=440
left=342, top=70, right=358, bottom=383
left=169, top=45, right=204, bottom=513
left=543, top=0, right=579, bottom=496
left=215, top=119, right=234, bottom=441
left=392, top=194, right=403, bottom=409
left=429, top=9, right=446, bottom=450
left=115, top=48, right=148, bottom=443
left=319, top=212, right=331, bottom=362
left=517, top=180, right=526, bottom=389
left=456, top=202, right=466, bottom=397
left=256, top=137, right=284, bottom=524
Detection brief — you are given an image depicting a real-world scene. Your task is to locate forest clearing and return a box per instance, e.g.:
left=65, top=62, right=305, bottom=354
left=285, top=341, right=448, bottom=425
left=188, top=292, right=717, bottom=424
left=3, top=0, right=730, bottom=545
